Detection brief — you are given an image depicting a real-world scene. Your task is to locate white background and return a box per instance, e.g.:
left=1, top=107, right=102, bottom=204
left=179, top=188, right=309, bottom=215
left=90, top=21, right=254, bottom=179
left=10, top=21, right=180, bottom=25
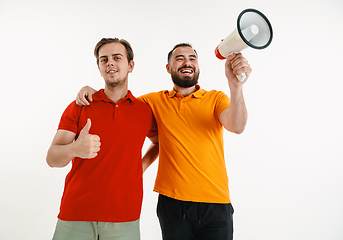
left=1, top=0, right=342, bottom=239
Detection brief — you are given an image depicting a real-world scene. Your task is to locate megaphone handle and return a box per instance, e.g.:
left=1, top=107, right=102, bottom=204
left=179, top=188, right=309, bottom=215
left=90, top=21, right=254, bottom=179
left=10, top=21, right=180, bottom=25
left=228, top=52, right=246, bottom=82
left=237, top=73, right=246, bottom=82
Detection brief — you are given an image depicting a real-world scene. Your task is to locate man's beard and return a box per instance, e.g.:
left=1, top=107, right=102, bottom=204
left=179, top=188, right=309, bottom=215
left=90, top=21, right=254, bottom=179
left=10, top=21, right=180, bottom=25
left=105, top=76, right=127, bottom=90
left=171, top=67, right=200, bottom=88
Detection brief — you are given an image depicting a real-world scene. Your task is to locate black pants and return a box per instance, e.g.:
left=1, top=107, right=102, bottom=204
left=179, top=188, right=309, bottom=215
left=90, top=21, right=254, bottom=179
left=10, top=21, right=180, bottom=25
left=157, top=194, right=234, bottom=240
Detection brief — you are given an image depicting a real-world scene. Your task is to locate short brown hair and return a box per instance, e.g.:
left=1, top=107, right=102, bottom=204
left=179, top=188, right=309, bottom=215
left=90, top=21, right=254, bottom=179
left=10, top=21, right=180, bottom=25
left=94, top=38, right=134, bottom=66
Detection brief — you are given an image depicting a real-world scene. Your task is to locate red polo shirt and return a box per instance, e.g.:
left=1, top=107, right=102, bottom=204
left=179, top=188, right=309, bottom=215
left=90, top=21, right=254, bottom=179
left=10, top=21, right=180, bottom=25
left=57, top=89, right=157, bottom=222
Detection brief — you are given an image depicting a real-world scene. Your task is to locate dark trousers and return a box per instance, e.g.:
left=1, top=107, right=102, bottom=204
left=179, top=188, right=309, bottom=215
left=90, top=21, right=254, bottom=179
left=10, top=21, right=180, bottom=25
left=157, top=194, right=234, bottom=240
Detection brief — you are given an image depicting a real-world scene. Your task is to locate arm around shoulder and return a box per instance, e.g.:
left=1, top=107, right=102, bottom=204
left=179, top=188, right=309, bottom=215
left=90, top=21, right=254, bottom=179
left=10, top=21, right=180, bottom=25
left=76, top=86, right=97, bottom=106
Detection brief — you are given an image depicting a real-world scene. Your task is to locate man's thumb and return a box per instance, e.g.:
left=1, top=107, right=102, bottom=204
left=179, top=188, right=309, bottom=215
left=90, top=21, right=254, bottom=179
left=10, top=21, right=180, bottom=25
left=81, top=118, right=91, bottom=134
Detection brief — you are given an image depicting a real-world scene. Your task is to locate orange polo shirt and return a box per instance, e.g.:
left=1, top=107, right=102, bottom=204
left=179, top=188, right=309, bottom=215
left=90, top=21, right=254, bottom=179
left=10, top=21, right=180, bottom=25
left=139, top=85, right=231, bottom=203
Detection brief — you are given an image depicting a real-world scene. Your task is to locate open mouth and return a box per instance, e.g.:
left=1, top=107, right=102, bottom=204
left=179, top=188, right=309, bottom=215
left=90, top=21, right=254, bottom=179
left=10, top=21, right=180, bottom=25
left=179, top=67, right=194, bottom=74
left=107, top=69, right=118, bottom=74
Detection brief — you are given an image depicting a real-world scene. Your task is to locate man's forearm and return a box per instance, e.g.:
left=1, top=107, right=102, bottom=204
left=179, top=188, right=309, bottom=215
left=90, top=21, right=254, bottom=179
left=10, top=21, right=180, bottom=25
left=229, top=87, right=248, bottom=133
left=220, top=86, right=248, bottom=134
left=142, top=143, right=159, bottom=173
left=46, top=143, right=76, bottom=168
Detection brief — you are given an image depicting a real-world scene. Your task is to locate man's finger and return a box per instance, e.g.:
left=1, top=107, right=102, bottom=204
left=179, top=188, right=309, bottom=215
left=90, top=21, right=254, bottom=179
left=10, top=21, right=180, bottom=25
left=226, top=53, right=236, bottom=61
left=80, top=118, right=91, bottom=134
left=76, top=94, right=89, bottom=106
left=88, top=93, right=93, bottom=102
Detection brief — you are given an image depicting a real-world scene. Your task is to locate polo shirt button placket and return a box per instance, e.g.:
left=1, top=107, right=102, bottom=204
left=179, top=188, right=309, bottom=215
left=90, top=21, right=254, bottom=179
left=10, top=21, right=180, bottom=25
left=180, top=99, right=186, bottom=112
left=113, top=104, right=119, bottom=119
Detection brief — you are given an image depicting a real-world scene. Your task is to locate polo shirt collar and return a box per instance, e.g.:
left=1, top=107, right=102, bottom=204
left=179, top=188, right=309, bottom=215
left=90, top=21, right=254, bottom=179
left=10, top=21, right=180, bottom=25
left=167, top=85, right=204, bottom=98
left=93, top=89, right=136, bottom=104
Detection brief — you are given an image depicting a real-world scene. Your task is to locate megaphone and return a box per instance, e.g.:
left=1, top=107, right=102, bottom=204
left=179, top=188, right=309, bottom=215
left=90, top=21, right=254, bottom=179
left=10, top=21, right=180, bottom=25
left=215, top=8, right=273, bottom=81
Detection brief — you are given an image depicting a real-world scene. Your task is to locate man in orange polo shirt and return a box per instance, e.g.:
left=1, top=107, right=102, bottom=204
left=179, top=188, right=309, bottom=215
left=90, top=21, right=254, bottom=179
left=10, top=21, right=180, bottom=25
left=76, top=43, right=251, bottom=240
left=46, top=38, right=158, bottom=240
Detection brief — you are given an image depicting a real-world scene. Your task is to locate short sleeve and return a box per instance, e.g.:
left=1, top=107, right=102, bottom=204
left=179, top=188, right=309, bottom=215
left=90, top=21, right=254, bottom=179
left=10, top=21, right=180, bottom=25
left=147, top=112, right=158, bottom=138
left=58, top=101, right=83, bottom=134
left=215, top=91, right=230, bottom=119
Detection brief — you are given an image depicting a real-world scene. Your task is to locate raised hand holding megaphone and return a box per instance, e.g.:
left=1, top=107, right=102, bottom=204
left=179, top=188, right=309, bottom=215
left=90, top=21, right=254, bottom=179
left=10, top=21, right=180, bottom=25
left=215, top=9, right=273, bottom=82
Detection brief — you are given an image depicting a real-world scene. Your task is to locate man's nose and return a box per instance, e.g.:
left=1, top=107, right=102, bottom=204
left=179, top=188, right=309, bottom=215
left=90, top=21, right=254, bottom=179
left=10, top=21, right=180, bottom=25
left=182, top=62, right=193, bottom=69
left=184, top=58, right=193, bottom=65
left=107, top=59, right=114, bottom=66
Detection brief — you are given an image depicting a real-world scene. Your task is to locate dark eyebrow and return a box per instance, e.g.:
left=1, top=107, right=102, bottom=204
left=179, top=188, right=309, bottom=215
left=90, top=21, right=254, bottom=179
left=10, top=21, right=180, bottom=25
left=99, top=53, right=124, bottom=59
left=175, top=54, right=197, bottom=59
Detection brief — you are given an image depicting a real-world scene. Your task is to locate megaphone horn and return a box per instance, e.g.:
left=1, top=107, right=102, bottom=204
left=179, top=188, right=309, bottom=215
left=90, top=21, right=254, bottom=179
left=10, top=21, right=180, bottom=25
left=215, top=8, right=273, bottom=81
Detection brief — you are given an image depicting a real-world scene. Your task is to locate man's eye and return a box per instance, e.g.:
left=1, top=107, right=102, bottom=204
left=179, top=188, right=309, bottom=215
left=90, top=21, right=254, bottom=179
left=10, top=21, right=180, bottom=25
left=101, top=59, right=107, bottom=62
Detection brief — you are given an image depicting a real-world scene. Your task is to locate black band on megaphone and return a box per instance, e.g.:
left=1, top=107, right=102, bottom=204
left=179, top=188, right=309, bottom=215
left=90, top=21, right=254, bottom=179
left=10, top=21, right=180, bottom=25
left=237, top=8, right=273, bottom=50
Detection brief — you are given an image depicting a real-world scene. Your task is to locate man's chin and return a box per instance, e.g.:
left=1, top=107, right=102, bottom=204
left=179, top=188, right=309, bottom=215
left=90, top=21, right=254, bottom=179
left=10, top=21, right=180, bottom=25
left=173, top=80, right=198, bottom=88
left=105, top=79, right=126, bottom=89
left=171, top=71, right=199, bottom=88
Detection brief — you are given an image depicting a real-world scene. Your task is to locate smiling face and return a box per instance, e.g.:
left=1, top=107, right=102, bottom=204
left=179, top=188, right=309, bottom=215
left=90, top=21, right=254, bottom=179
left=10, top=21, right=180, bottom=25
left=167, top=46, right=200, bottom=88
left=98, top=42, right=134, bottom=89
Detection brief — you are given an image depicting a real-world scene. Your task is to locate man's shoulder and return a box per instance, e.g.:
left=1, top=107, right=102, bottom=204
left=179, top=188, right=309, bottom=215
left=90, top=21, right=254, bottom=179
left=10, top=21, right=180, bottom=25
left=139, top=90, right=167, bottom=97
left=64, top=100, right=83, bottom=112
left=201, top=89, right=228, bottom=98
left=134, top=97, right=151, bottom=109
left=138, top=90, right=167, bottom=101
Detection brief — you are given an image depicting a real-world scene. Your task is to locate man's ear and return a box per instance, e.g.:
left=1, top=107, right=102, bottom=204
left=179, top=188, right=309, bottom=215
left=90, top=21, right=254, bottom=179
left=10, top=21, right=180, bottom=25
left=166, top=64, right=171, bottom=74
left=128, top=60, right=135, bottom=73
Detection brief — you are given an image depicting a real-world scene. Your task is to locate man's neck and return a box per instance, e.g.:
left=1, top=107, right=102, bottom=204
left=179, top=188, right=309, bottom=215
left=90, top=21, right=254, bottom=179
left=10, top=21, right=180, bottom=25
left=104, top=85, right=128, bottom=103
left=173, top=84, right=197, bottom=97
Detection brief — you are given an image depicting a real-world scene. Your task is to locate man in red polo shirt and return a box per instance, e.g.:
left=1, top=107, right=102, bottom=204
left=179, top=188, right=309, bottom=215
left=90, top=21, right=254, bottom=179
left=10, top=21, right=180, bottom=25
left=46, top=38, right=158, bottom=240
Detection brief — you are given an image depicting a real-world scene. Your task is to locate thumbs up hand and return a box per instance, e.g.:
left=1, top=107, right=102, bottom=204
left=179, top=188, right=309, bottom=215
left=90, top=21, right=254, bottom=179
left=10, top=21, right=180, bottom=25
left=75, top=118, right=101, bottom=159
